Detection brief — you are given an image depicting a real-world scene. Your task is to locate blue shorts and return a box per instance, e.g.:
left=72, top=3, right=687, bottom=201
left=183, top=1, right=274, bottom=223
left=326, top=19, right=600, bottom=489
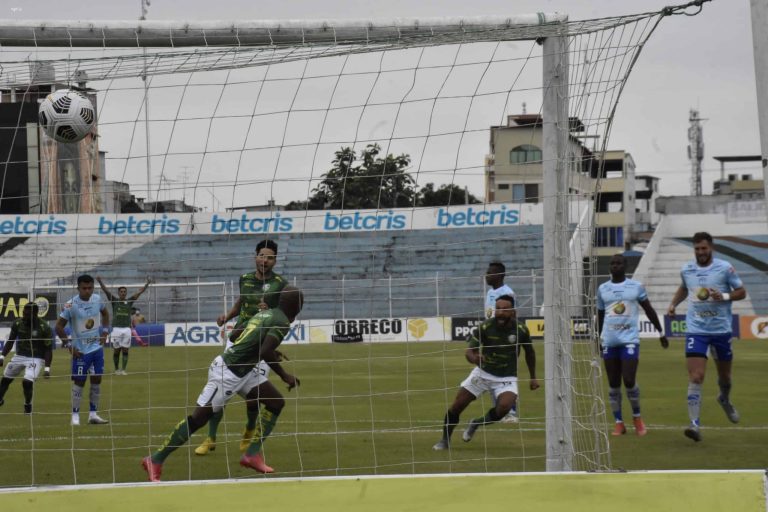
left=685, top=333, right=733, bottom=361
left=71, top=348, right=105, bottom=380
left=602, top=344, right=639, bottom=361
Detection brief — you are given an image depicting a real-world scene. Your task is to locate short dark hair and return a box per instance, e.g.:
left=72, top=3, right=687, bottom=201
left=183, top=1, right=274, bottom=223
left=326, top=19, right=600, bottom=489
left=496, top=294, right=515, bottom=308
left=77, top=274, right=94, bottom=285
left=692, top=232, right=713, bottom=245
left=118, top=286, right=128, bottom=293
left=488, top=261, right=506, bottom=273
left=24, top=302, right=39, bottom=313
left=256, top=239, right=278, bottom=254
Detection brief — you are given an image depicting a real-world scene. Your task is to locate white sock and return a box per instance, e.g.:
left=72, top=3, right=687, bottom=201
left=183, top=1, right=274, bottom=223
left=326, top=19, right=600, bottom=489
left=687, top=382, right=702, bottom=426
left=89, top=384, right=100, bottom=415
left=72, top=384, right=83, bottom=413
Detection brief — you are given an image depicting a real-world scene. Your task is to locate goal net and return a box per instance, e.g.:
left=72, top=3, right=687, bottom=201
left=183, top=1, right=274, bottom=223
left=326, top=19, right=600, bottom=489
left=0, top=5, right=697, bottom=486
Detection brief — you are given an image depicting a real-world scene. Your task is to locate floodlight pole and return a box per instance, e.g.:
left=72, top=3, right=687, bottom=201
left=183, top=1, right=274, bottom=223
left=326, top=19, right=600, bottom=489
left=542, top=27, right=573, bottom=472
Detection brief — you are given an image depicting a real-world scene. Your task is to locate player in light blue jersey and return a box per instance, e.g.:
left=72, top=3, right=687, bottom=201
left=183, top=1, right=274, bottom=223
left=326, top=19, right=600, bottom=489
left=597, top=254, right=667, bottom=437
left=55, top=274, right=111, bottom=426
left=484, top=261, right=520, bottom=423
left=667, top=232, right=746, bottom=442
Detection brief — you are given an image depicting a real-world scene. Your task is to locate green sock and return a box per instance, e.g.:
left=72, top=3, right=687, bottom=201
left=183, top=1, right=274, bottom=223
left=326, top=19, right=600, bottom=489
left=245, top=408, right=280, bottom=456
left=245, top=404, right=260, bottom=430
left=152, top=417, right=192, bottom=463
left=207, top=409, right=224, bottom=440
left=112, top=352, right=120, bottom=370
left=121, top=352, right=129, bottom=370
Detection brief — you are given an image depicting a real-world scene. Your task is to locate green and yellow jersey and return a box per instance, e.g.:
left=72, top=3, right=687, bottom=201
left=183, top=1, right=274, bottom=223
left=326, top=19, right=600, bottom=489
left=467, top=318, right=531, bottom=378
left=8, top=318, right=54, bottom=358
left=222, top=308, right=290, bottom=378
left=110, top=299, right=134, bottom=328
left=229, top=271, right=286, bottom=341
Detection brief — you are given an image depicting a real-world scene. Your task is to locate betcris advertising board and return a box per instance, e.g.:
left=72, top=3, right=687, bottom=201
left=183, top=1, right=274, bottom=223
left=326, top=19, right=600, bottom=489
left=165, top=321, right=310, bottom=346
left=0, top=203, right=563, bottom=237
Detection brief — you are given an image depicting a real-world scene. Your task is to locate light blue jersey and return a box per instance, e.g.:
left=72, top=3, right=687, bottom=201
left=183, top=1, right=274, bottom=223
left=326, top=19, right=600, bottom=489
left=596, top=278, right=647, bottom=347
left=485, top=284, right=515, bottom=319
left=60, top=293, right=107, bottom=355
left=680, top=258, right=742, bottom=334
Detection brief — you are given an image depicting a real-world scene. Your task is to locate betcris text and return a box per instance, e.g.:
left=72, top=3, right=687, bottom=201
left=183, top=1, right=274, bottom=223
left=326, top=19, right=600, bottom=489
left=323, top=211, right=406, bottom=231
left=211, top=213, right=292, bottom=234
left=437, top=205, right=519, bottom=227
left=165, top=323, right=224, bottom=347
left=99, top=215, right=180, bottom=235
left=0, top=216, right=67, bottom=235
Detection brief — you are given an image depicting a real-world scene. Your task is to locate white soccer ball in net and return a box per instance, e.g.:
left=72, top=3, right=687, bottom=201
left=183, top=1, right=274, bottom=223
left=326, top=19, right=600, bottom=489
left=38, top=89, right=95, bottom=143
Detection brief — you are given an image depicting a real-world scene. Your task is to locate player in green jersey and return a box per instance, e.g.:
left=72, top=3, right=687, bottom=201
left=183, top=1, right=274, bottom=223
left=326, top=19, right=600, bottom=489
left=141, top=286, right=303, bottom=482
left=97, top=276, right=151, bottom=375
left=0, top=303, right=54, bottom=414
left=196, top=239, right=288, bottom=455
left=433, top=295, right=539, bottom=450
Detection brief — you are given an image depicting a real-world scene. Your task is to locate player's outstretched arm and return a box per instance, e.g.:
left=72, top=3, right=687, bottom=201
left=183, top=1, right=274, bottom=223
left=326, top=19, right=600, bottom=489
left=131, top=276, right=153, bottom=301
left=96, top=276, right=114, bottom=301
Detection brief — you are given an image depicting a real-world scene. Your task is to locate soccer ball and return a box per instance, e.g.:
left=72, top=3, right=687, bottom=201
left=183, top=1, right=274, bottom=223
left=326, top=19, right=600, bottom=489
left=38, top=89, right=95, bottom=143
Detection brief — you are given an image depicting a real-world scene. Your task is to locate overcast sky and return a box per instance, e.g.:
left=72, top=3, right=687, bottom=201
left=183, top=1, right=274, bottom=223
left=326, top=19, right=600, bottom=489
left=2, top=0, right=759, bottom=207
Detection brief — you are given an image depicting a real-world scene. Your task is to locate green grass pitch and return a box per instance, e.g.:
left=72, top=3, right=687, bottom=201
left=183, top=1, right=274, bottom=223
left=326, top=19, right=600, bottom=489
left=0, top=338, right=766, bottom=487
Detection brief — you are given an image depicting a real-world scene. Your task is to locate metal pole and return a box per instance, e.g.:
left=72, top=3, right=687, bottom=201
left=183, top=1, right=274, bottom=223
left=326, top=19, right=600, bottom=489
left=388, top=274, right=393, bottom=318
left=341, top=274, right=346, bottom=319
left=750, top=0, right=768, bottom=209
left=435, top=271, right=440, bottom=317
left=196, top=276, right=201, bottom=322
left=531, top=268, right=537, bottom=318
left=543, top=29, right=573, bottom=472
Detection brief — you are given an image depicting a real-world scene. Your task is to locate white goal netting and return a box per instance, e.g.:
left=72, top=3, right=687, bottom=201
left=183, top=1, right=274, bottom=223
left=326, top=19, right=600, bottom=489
left=0, top=4, right=706, bottom=486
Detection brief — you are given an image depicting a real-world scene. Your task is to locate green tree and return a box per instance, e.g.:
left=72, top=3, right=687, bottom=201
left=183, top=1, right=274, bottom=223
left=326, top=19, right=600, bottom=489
left=285, top=144, right=416, bottom=210
left=418, top=183, right=481, bottom=206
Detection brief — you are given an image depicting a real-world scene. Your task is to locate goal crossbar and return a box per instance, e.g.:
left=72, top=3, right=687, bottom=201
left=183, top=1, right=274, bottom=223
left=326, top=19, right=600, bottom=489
left=0, top=15, right=568, bottom=48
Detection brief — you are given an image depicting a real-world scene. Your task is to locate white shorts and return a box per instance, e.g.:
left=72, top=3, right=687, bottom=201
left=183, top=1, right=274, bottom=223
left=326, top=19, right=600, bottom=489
left=3, top=355, right=44, bottom=381
left=460, top=367, right=518, bottom=398
left=196, top=356, right=251, bottom=412
left=236, top=361, right=271, bottom=398
left=110, top=327, right=133, bottom=349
